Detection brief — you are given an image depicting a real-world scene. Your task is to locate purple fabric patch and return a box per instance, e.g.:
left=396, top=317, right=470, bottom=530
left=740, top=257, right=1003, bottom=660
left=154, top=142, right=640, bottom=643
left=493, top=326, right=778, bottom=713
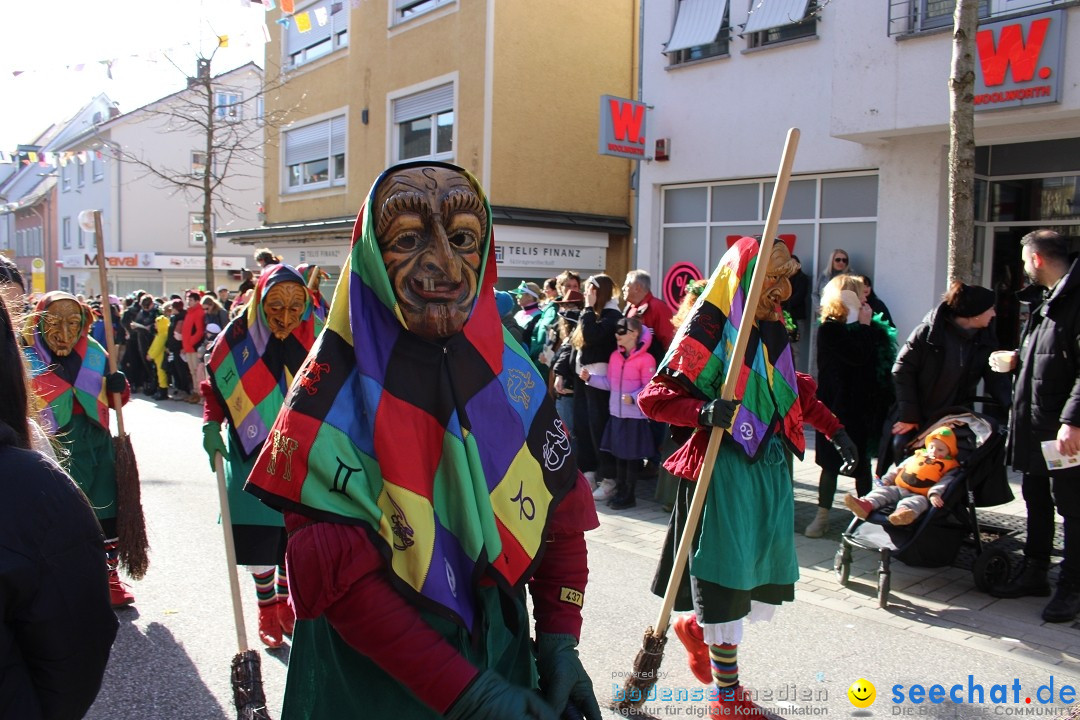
left=351, top=274, right=398, bottom=387
left=239, top=408, right=270, bottom=456
left=420, top=520, right=477, bottom=631
left=465, top=379, right=527, bottom=492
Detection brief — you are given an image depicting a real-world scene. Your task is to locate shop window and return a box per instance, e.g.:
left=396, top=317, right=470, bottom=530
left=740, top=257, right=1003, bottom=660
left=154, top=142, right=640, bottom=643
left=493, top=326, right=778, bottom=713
left=762, top=179, right=816, bottom=219
left=744, top=0, right=818, bottom=49
left=285, top=1, right=348, bottom=69
left=665, top=187, right=708, bottom=223
left=666, top=0, right=731, bottom=65
left=283, top=114, right=347, bottom=191
left=393, top=83, right=454, bottom=163
left=820, top=176, right=878, bottom=218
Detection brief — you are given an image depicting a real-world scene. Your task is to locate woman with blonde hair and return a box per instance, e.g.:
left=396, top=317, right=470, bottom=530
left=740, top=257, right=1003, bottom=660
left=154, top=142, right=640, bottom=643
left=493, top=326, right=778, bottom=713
left=570, top=273, right=622, bottom=500
left=805, top=274, right=896, bottom=537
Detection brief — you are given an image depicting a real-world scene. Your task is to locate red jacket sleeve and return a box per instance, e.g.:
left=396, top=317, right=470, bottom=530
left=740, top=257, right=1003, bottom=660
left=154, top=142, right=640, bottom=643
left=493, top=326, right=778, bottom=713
left=200, top=378, right=224, bottom=424
left=638, top=376, right=710, bottom=481
left=796, top=372, right=842, bottom=439
left=528, top=473, right=598, bottom=639
left=284, top=514, right=478, bottom=714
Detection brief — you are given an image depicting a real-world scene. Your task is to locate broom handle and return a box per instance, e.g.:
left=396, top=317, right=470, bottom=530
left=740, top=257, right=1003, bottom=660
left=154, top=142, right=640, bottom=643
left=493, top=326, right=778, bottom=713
left=652, top=128, right=800, bottom=636
left=92, top=211, right=126, bottom=438
left=216, top=453, right=251, bottom=653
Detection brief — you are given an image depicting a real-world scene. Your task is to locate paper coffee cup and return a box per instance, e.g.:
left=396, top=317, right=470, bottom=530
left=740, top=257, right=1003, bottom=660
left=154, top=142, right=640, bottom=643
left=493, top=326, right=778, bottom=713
left=989, top=350, right=1015, bottom=373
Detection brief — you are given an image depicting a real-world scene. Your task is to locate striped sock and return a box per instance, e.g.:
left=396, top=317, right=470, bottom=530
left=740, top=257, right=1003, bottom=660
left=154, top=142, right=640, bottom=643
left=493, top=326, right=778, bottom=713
left=710, top=643, right=738, bottom=690
left=252, top=569, right=277, bottom=607
left=104, top=538, right=120, bottom=573
left=275, top=565, right=289, bottom=602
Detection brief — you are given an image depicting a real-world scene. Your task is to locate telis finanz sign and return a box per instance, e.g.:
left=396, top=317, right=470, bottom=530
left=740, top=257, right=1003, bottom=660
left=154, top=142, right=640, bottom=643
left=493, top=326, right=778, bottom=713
left=974, top=10, right=1065, bottom=111
left=599, top=95, right=647, bottom=159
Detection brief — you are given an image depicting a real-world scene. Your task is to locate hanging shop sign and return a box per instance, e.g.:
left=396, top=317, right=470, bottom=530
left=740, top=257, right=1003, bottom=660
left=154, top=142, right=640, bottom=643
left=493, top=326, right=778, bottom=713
left=599, top=94, right=648, bottom=159
left=974, top=10, right=1064, bottom=111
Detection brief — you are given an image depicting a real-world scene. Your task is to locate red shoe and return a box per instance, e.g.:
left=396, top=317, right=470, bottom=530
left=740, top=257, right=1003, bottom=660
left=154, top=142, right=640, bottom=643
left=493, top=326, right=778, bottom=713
left=108, top=570, right=135, bottom=608
left=844, top=494, right=875, bottom=520
left=258, top=602, right=283, bottom=648
left=277, top=599, right=295, bottom=638
left=710, top=685, right=782, bottom=719
left=672, top=614, right=712, bottom=685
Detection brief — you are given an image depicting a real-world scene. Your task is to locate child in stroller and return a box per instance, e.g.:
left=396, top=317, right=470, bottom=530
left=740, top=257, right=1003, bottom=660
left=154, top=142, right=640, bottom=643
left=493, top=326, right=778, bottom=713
left=834, top=410, right=1013, bottom=607
left=844, top=426, right=961, bottom=527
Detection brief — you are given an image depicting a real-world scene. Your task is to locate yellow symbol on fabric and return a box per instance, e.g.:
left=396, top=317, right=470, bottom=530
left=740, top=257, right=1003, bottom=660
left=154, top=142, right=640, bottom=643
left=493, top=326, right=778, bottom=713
left=242, top=347, right=250, bottom=363
left=507, top=369, right=535, bottom=409
left=848, top=679, right=876, bottom=708
left=267, top=430, right=299, bottom=482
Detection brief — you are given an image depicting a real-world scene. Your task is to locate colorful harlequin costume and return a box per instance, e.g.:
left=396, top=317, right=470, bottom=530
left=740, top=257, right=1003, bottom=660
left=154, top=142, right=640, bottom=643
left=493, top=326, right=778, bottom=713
left=201, top=263, right=323, bottom=647
left=22, top=291, right=132, bottom=606
left=639, top=238, right=837, bottom=718
left=245, top=162, right=599, bottom=720
left=296, top=263, right=331, bottom=320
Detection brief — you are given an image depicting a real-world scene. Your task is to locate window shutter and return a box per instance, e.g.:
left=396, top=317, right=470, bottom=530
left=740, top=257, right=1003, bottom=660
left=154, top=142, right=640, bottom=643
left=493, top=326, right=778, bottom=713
left=743, top=0, right=811, bottom=33
left=393, top=84, right=454, bottom=123
left=285, top=120, right=330, bottom=165
left=665, top=0, right=729, bottom=53
left=330, top=116, right=346, bottom=156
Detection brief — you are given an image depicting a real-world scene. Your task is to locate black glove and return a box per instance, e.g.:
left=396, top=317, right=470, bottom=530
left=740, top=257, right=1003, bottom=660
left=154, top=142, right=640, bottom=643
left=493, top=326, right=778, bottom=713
left=698, top=398, right=738, bottom=429
left=105, top=371, right=127, bottom=394
left=445, top=670, right=558, bottom=720
left=832, top=428, right=858, bottom=475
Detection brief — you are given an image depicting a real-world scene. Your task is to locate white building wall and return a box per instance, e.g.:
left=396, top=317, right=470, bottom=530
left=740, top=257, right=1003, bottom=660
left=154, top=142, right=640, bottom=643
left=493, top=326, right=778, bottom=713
left=638, top=0, right=1080, bottom=344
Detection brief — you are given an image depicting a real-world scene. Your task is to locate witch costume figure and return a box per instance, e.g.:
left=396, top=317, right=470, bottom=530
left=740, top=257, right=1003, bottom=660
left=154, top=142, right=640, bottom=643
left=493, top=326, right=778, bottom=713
left=22, top=291, right=133, bottom=607
left=296, top=262, right=332, bottom=320
left=639, top=237, right=852, bottom=719
left=245, top=161, right=601, bottom=720
left=201, top=263, right=323, bottom=648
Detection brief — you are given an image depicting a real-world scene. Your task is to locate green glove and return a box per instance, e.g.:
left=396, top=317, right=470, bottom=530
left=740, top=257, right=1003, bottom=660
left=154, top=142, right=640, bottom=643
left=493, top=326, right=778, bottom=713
left=202, top=421, right=227, bottom=472
left=445, top=669, right=558, bottom=720
left=535, top=633, right=602, bottom=720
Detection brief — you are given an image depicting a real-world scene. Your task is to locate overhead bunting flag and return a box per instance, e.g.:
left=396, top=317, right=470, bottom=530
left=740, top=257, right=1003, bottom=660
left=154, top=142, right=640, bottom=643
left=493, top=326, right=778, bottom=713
left=27, top=152, right=38, bottom=163
left=0, top=152, right=10, bottom=164
left=218, top=35, right=229, bottom=47
left=265, top=0, right=276, bottom=9
left=314, top=6, right=328, bottom=25
left=281, top=0, right=294, bottom=12
left=276, top=16, right=291, bottom=28
left=295, top=11, right=311, bottom=32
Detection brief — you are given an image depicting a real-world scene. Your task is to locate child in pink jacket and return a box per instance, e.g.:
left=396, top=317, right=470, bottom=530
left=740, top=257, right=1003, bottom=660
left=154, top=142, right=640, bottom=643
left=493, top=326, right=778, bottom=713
left=580, top=315, right=656, bottom=509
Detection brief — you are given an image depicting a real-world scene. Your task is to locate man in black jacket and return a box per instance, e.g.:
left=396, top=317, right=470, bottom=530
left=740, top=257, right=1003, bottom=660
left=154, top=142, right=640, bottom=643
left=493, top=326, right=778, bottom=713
left=991, top=229, right=1080, bottom=623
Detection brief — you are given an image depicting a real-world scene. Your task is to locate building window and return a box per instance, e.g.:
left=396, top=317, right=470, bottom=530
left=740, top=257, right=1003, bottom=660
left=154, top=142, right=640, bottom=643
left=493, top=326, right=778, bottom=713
left=92, top=152, right=104, bottom=181
left=215, top=92, right=243, bottom=122
left=283, top=115, right=346, bottom=192
left=744, top=0, right=818, bottom=48
left=393, top=0, right=455, bottom=25
left=666, top=0, right=731, bottom=65
left=192, top=151, right=208, bottom=178
left=77, top=160, right=85, bottom=187
left=393, top=83, right=454, bottom=162
left=285, top=1, right=349, bottom=69
left=62, top=217, right=71, bottom=250
left=918, top=0, right=990, bottom=31
left=77, top=226, right=86, bottom=249
left=190, top=213, right=209, bottom=246
left=255, top=97, right=265, bottom=126
left=61, top=164, right=71, bottom=192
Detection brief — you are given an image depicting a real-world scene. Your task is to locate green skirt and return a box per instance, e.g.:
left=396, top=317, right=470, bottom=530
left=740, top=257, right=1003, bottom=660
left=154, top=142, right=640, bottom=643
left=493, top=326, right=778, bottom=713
left=225, top=434, right=283, bottom=528
left=281, top=585, right=536, bottom=719
left=61, top=414, right=117, bottom=521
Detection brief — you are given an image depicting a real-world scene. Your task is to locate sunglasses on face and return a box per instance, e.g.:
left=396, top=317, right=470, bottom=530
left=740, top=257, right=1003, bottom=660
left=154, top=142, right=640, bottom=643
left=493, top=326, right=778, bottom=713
left=615, top=325, right=633, bottom=336
left=835, top=257, right=849, bottom=264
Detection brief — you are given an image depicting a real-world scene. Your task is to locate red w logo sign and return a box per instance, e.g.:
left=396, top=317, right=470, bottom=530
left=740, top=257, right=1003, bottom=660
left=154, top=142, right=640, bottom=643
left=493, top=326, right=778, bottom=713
left=976, top=17, right=1050, bottom=87
left=609, top=99, right=645, bottom=144
left=599, top=95, right=648, bottom=159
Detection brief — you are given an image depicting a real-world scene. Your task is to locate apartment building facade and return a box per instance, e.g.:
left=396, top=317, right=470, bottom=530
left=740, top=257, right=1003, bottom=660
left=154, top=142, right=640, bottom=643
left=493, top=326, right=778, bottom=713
left=638, top=0, right=1080, bottom=365
left=218, top=0, right=637, bottom=293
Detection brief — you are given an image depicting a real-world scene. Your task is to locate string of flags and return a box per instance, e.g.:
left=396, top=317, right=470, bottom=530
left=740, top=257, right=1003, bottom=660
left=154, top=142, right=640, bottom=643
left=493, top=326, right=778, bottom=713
left=0, top=149, right=106, bottom=167
left=274, top=0, right=353, bottom=31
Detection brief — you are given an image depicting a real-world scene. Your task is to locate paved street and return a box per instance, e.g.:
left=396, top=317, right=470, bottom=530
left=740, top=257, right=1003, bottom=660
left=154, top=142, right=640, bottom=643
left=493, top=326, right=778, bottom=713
left=87, top=398, right=1080, bottom=719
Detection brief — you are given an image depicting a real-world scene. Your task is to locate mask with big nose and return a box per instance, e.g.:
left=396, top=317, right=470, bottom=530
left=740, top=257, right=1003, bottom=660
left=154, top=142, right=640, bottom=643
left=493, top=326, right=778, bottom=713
left=374, top=166, right=485, bottom=340
left=42, top=298, right=86, bottom=357
left=262, top=282, right=307, bottom=339
left=755, top=242, right=799, bottom=322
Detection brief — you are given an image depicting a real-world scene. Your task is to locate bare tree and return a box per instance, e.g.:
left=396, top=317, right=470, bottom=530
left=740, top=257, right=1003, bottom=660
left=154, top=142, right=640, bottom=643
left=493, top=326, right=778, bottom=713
left=947, top=0, right=980, bottom=285
left=99, top=46, right=300, bottom=289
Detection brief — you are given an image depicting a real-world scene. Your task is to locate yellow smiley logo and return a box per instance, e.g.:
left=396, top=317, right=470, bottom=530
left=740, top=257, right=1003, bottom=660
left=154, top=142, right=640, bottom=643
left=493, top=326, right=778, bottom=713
left=848, top=678, right=876, bottom=708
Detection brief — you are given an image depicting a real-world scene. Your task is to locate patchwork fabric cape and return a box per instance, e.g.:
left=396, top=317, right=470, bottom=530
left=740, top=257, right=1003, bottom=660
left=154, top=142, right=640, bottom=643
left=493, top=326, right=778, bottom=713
left=207, top=264, right=323, bottom=460
left=246, top=161, right=578, bottom=631
left=22, top=292, right=110, bottom=433
left=658, top=237, right=804, bottom=460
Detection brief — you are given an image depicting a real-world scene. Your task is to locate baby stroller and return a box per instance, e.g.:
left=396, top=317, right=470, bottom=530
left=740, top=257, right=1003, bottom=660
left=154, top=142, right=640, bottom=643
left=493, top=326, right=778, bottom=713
left=833, top=409, right=1015, bottom=607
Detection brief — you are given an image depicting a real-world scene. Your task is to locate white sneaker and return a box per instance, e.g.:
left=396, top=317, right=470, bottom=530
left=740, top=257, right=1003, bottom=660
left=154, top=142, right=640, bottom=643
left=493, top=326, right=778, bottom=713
left=803, top=508, right=830, bottom=538
left=582, top=471, right=597, bottom=488
left=592, top=478, right=616, bottom=500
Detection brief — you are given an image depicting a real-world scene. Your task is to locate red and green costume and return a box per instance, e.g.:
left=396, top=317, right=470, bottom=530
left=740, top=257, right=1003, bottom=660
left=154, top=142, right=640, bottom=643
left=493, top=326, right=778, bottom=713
left=246, top=161, right=597, bottom=719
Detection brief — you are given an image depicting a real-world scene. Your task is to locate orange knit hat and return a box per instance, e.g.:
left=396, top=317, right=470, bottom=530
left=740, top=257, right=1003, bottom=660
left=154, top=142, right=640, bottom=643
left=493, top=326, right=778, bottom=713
left=925, top=426, right=958, bottom=459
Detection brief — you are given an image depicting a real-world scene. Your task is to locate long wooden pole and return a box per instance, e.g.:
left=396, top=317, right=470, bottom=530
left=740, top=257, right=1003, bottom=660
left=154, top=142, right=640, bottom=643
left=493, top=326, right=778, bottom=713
left=651, top=128, right=800, bottom=636
left=216, top=454, right=251, bottom=653
left=92, top=210, right=126, bottom=437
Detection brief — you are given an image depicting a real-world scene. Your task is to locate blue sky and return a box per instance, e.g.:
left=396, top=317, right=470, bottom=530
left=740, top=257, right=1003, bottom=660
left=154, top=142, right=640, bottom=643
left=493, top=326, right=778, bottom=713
left=0, top=0, right=267, bottom=150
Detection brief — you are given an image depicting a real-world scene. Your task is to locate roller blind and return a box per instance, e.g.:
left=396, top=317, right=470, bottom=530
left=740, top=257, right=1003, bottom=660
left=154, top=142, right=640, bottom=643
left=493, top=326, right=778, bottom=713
left=393, top=83, right=454, bottom=123
left=665, top=0, right=729, bottom=53
left=743, top=0, right=811, bottom=33
left=284, top=120, right=330, bottom=166
left=330, top=116, right=346, bottom=156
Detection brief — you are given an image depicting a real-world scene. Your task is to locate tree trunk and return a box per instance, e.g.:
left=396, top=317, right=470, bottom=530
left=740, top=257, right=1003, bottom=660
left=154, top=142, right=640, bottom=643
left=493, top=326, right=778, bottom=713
left=947, top=0, right=980, bottom=285
left=203, top=62, right=216, bottom=291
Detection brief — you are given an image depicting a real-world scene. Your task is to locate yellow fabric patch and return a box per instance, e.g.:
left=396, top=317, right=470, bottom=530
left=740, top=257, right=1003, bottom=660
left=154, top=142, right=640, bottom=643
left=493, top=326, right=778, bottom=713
left=225, top=385, right=255, bottom=421
left=559, top=587, right=584, bottom=607
left=491, top=446, right=552, bottom=560
left=377, top=483, right=435, bottom=593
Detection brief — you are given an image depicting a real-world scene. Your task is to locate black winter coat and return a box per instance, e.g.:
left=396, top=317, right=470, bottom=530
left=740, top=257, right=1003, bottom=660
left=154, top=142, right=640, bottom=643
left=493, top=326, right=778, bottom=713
left=0, top=422, right=117, bottom=720
left=892, top=303, right=1011, bottom=426
left=1009, top=258, right=1080, bottom=477
left=577, top=306, right=622, bottom=366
